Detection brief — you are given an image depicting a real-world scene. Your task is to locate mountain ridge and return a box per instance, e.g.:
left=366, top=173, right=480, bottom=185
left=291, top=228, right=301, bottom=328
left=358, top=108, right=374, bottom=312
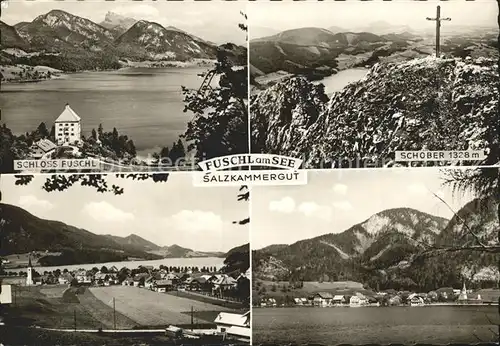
left=1, top=9, right=246, bottom=73
left=0, top=203, right=225, bottom=264
left=253, top=198, right=499, bottom=291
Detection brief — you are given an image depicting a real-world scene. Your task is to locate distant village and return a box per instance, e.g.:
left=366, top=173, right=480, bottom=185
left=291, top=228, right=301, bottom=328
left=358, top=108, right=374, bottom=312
left=255, top=283, right=498, bottom=308
left=18, top=257, right=250, bottom=304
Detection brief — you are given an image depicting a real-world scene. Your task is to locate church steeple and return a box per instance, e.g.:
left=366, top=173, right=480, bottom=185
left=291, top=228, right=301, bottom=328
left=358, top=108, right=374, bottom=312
left=26, top=254, right=34, bottom=286
left=458, top=281, right=468, bottom=301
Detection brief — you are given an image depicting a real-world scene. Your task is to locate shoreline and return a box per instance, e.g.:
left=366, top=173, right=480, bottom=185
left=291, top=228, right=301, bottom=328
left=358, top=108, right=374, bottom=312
left=254, top=302, right=499, bottom=308
left=1, top=59, right=216, bottom=84
left=2, top=255, right=225, bottom=272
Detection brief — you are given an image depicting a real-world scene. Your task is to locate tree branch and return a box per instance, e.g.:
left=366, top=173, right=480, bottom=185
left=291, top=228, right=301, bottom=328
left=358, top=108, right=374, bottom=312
left=428, top=189, right=490, bottom=250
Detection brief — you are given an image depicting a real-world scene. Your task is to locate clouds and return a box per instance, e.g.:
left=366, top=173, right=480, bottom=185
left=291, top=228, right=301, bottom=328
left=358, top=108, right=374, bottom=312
left=332, top=201, right=353, bottom=211
left=268, top=183, right=354, bottom=218
left=111, top=4, right=160, bottom=18
left=167, top=210, right=224, bottom=233
left=269, top=197, right=333, bottom=220
left=18, top=195, right=53, bottom=211
left=297, top=201, right=332, bottom=220
left=269, top=197, right=296, bottom=213
left=333, top=183, right=348, bottom=195
left=82, top=201, right=134, bottom=223
left=407, top=182, right=445, bottom=199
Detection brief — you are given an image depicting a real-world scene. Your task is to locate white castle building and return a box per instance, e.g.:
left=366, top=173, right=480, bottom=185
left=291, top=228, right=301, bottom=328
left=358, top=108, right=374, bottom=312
left=55, top=103, right=81, bottom=146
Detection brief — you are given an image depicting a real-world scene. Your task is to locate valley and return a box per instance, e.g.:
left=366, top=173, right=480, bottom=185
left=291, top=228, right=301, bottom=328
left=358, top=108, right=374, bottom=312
left=250, top=25, right=497, bottom=92
left=0, top=202, right=228, bottom=269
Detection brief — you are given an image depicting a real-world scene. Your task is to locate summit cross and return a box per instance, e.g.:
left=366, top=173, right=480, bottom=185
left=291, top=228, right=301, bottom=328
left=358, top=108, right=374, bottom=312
left=426, top=5, right=451, bottom=57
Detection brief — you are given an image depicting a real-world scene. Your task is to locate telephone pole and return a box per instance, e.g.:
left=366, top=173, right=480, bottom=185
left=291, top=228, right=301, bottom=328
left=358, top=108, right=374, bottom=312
left=191, top=306, right=194, bottom=330
left=113, top=297, right=116, bottom=330
left=73, top=309, right=77, bottom=331
left=426, top=5, right=451, bottom=57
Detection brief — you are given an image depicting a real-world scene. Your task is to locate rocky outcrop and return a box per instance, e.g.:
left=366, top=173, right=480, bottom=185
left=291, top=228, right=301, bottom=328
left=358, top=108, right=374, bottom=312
left=251, top=56, right=499, bottom=168
left=250, top=77, right=329, bottom=155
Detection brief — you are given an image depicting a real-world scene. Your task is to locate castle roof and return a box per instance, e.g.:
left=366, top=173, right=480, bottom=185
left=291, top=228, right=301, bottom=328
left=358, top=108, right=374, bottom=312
left=55, top=104, right=81, bottom=122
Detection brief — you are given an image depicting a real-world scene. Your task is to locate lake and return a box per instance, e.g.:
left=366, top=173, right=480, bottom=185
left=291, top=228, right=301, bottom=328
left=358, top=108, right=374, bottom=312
left=314, top=68, right=369, bottom=96
left=0, top=67, right=215, bottom=157
left=253, top=306, right=499, bottom=344
left=10, top=257, right=225, bottom=273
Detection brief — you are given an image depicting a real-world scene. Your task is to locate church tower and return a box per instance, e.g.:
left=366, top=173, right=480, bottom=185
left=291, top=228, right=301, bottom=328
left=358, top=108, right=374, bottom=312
left=458, top=281, right=468, bottom=301
left=26, top=256, right=34, bottom=286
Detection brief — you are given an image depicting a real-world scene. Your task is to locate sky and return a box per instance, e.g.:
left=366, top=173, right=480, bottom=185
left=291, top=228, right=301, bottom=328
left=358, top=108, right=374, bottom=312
left=251, top=168, right=477, bottom=249
left=248, top=0, right=497, bottom=36
left=1, top=174, right=249, bottom=253
left=1, top=0, right=246, bottom=45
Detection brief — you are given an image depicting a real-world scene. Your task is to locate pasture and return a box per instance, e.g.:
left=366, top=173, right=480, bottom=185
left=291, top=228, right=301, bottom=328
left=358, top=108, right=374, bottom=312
left=4, top=285, right=138, bottom=330
left=90, top=286, right=234, bottom=326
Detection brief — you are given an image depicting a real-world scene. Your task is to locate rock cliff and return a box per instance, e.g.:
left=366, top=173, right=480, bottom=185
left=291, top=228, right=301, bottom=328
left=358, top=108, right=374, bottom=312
left=250, top=56, right=498, bottom=168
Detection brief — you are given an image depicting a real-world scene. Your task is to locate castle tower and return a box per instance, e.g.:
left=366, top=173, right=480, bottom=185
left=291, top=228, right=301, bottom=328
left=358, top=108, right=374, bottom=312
left=55, top=103, right=82, bottom=146
left=26, top=255, right=34, bottom=286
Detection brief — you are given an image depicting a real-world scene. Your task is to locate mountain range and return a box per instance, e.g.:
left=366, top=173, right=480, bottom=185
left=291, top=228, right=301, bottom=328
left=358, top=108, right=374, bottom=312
left=250, top=26, right=497, bottom=82
left=253, top=198, right=499, bottom=291
left=0, top=203, right=226, bottom=266
left=0, top=10, right=246, bottom=72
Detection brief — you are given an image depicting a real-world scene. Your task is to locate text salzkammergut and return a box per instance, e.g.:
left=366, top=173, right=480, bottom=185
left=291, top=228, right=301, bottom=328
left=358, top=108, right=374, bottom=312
left=203, top=172, right=300, bottom=183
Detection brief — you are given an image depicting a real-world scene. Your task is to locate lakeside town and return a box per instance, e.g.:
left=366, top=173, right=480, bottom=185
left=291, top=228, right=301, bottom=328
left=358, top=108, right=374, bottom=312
left=4, top=257, right=250, bottom=304
left=0, top=256, right=251, bottom=344
left=254, top=281, right=499, bottom=308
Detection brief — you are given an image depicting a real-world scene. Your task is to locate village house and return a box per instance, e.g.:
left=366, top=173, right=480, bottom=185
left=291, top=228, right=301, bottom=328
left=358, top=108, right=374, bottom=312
left=188, top=277, right=210, bottom=292
left=214, top=311, right=250, bottom=341
left=75, top=269, right=92, bottom=285
left=200, top=274, right=217, bottom=282
left=144, top=273, right=162, bottom=290
left=30, top=139, right=57, bottom=159
left=409, top=295, right=425, bottom=306
left=260, top=297, right=277, bottom=307
left=55, top=104, right=82, bottom=146
left=293, top=297, right=308, bottom=306
left=350, top=292, right=368, bottom=306
left=159, top=269, right=168, bottom=279
left=122, top=277, right=134, bottom=286
left=153, top=279, right=173, bottom=293
left=165, top=273, right=180, bottom=282
left=40, top=274, right=57, bottom=285
left=332, top=295, right=346, bottom=305
left=212, top=275, right=237, bottom=296
left=132, top=273, right=150, bottom=287
left=313, top=292, right=333, bottom=307
left=58, top=273, right=73, bottom=285
left=94, top=273, right=117, bottom=286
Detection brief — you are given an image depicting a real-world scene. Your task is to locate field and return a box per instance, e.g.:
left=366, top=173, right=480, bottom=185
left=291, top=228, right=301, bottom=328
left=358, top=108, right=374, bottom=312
left=90, top=286, right=234, bottom=326
left=4, top=285, right=235, bottom=330
left=4, top=285, right=138, bottom=330
left=167, top=290, right=247, bottom=310
left=2, top=251, right=62, bottom=269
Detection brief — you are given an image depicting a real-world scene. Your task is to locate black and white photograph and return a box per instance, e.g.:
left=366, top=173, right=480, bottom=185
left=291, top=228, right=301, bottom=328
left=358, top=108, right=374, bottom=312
left=249, top=0, right=499, bottom=168
left=0, top=1, right=248, bottom=173
left=251, top=168, right=499, bottom=345
left=0, top=174, right=250, bottom=345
